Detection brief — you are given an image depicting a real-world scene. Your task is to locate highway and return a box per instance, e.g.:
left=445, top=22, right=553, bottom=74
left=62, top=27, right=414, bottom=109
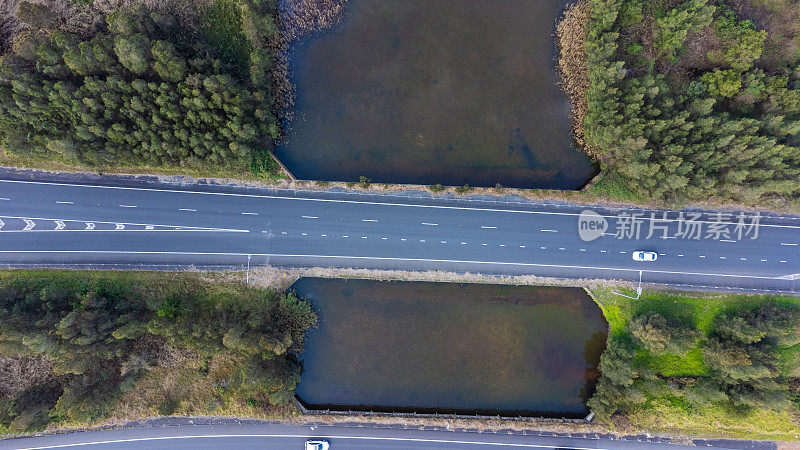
left=0, top=422, right=739, bottom=449
left=0, top=172, right=797, bottom=293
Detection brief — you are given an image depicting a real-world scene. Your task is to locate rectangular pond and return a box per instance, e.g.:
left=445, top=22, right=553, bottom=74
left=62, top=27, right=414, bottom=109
left=277, top=0, right=597, bottom=189
left=293, top=278, right=608, bottom=418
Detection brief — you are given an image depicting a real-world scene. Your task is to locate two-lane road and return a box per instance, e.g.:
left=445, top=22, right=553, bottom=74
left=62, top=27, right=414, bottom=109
left=0, top=176, right=797, bottom=293
left=0, top=422, right=737, bottom=449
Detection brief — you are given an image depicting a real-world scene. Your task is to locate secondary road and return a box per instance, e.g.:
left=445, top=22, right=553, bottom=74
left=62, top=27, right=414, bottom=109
left=0, top=422, right=735, bottom=449
left=0, top=173, right=797, bottom=293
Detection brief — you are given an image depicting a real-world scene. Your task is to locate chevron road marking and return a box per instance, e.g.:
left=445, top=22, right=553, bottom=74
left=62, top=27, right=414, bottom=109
left=23, top=219, right=35, bottom=231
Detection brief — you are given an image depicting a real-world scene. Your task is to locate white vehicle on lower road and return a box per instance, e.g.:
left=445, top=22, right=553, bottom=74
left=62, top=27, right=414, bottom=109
left=305, top=440, right=329, bottom=450
left=632, top=251, right=658, bottom=262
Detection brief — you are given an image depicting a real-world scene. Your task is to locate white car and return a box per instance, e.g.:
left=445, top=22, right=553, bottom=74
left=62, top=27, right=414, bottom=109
left=632, top=251, right=658, bottom=262
left=305, top=440, right=329, bottom=450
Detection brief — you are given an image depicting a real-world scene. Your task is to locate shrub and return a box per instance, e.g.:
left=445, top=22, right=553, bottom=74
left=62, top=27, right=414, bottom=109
left=629, top=313, right=701, bottom=356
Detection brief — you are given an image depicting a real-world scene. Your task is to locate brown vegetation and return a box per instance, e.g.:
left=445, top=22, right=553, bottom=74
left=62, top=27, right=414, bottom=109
left=556, top=1, right=593, bottom=157
left=273, top=0, right=349, bottom=120
left=0, top=355, right=56, bottom=398
left=278, top=0, right=348, bottom=41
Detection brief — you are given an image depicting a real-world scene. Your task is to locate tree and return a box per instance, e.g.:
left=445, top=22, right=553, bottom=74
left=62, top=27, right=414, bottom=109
left=629, top=313, right=701, bottom=356
left=151, top=41, right=186, bottom=82
left=683, top=378, right=728, bottom=407
left=654, top=0, right=715, bottom=61
left=113, top=34, right=150, bottom=76
left=709, top=6, right=766, bottom=72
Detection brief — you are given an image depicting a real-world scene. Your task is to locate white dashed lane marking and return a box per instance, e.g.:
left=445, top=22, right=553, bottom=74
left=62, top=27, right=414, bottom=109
left=56, top=201, right=73, bottom=204
left=179, top=208, right=196, bottom=212
left=540, top=229, right=558, bottom=233
left=118, top=204, right=137, bottom=208
left=421, top=222, right=438, bottom=226
left=481, top=226, right=497, bottom=229
left=241, top=212, right=258, bottom=216
left=302, top=216, right=318, bottom=219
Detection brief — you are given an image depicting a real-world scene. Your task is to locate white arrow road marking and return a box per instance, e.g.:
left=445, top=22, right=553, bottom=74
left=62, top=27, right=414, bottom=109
left=0, top=215, right=248, bottom=233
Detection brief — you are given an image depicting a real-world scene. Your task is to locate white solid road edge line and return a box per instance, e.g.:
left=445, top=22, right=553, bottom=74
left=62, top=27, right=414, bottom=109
left=9, top=433, right=609, bottom=450
left=0, top=250, right=790, bottom=281
left=4, top=179, right=799, bottom=229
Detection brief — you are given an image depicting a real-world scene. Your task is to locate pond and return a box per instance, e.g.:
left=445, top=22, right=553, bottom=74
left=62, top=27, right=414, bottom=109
left=293, top=278, right=608, bottom=417
left=277, top=0, right=598, bottom=189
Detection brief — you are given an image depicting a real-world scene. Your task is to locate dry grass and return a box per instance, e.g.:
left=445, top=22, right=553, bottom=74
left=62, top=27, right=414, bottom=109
left=228, top=265, right=632, bottom=293
left=278, top=0, right=349, bottom=41
left=556, top=1, right=593, bottom=157
left=0, top=354, right=55, bottom=398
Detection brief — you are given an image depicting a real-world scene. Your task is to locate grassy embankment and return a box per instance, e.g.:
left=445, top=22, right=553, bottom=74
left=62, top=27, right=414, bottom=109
left=590, top=287, right=800, bottom=440
left=0, top=270, right=316, bottom=435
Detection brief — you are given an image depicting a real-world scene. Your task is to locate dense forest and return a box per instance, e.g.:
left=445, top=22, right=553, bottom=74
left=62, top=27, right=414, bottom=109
left=584, top=0, right=800, bottom=203
left=0, top=0, right=281, bottom=176
left=0, top=271, right=316, bottom=433
left=589, top=289, right=800, bottom=435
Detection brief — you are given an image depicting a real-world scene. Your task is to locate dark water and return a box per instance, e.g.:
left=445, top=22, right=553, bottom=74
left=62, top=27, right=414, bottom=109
left=293, top=278, right=608, bottom=417
left=277, top=0, right=598, bottom=189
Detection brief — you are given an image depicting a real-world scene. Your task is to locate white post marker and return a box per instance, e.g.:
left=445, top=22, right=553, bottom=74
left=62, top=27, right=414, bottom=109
left=612, top=270, right=643, bottom=299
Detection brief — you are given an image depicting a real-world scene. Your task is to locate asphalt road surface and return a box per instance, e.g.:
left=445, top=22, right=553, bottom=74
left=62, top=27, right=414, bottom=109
left=0, top=423, right=736, bottom=449
left=0, top=174, right=798, bottom=293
